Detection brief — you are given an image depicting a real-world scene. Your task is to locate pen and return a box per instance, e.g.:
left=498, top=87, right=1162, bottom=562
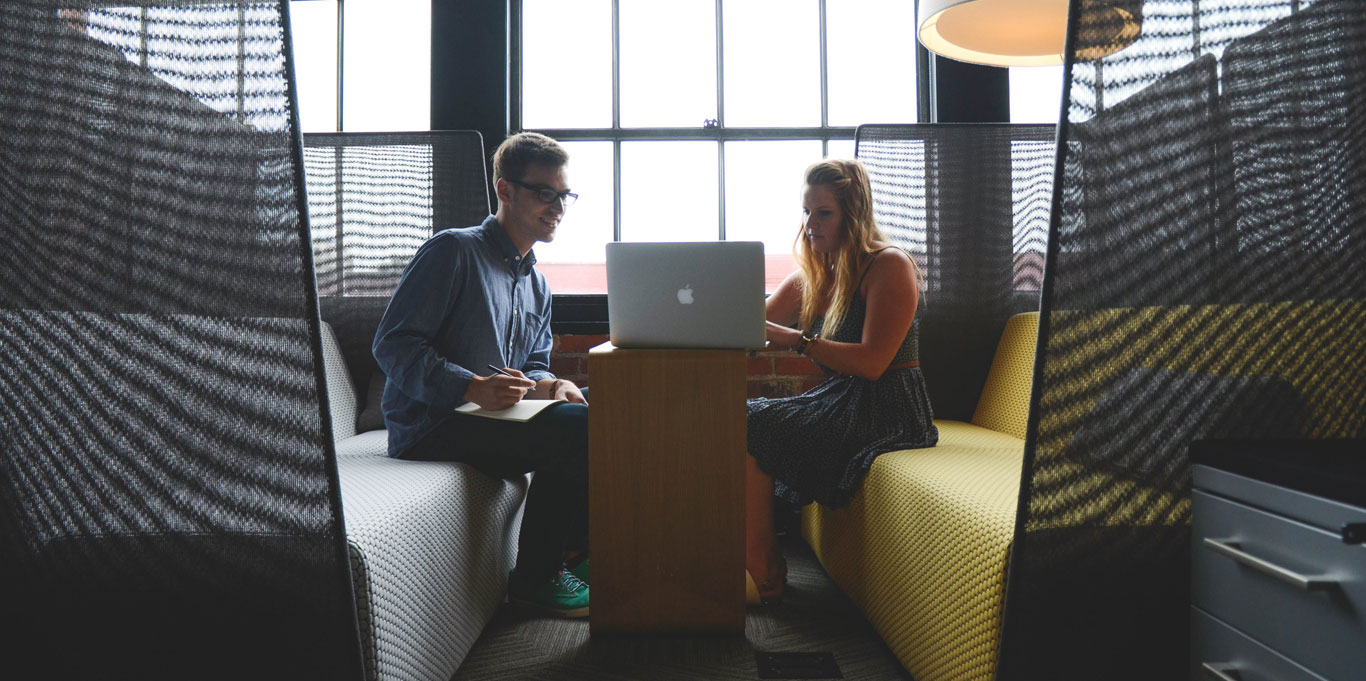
left=486, top=364, right=515, bottom=377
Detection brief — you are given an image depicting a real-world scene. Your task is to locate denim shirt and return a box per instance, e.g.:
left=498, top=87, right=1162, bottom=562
left=372, top=215, right=555, bottom=457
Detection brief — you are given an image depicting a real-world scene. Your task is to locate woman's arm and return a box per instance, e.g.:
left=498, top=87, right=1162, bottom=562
left=802, top=250, right=919, bottom=381
left=764, top=270, right=806, bottom=348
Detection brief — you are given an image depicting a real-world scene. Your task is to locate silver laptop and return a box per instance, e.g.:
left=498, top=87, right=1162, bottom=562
left=606, top=241, right=766, bottom=349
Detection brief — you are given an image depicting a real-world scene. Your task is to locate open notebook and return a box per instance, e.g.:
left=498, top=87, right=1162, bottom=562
left=455, top=399, right=558, bottom=422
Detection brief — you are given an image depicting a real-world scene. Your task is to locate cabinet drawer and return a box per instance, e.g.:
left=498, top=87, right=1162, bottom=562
left=1192, top=490, right=1366, bottom=681
left=1191, top=607, right=1327, bottom=681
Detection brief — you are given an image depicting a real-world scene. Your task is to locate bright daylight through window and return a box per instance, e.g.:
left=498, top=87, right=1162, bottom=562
left=521, top=0, right=918, bottom=294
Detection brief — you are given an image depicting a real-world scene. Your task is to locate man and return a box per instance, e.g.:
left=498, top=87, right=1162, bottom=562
left=373, top=132, right=590, bottom=617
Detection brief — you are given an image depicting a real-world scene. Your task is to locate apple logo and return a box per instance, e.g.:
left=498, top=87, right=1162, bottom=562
left=677, top=284, right=695, bottom=305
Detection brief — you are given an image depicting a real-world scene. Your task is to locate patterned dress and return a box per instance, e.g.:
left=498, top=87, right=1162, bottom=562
left=747, top=257, right=938, bottom=508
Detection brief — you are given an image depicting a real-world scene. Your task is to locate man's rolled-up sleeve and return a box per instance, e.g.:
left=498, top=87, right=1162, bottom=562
left=372, top=236, right=474, bottom=410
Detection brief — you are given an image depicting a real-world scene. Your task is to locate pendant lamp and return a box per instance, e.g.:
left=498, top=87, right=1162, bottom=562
left=917, top=0, right=1143, bottom=67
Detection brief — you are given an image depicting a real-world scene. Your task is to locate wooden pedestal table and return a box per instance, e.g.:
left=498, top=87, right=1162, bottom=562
left=587, top=342, right=746, bottom=633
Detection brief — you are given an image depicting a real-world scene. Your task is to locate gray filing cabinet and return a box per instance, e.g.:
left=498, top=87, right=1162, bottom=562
left=1190, top=441, right=1366, bottom=681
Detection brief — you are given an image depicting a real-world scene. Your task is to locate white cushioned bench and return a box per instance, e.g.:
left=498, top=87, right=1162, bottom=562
left=321, top=323, right=528, bottom=681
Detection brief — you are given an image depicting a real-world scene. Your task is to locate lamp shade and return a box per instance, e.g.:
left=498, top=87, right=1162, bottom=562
left=918, top=0, right=1143, bottom=67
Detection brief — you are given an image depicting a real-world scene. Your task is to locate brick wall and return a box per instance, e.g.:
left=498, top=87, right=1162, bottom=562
left=550, top=334, right=825, bottom=399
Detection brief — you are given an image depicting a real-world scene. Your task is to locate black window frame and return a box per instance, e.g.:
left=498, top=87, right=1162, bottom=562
left=443, top=2, right=1007, bottom=334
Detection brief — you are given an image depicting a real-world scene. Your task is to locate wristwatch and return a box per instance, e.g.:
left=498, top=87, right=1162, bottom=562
left=796, top=332, right=819, bottom=355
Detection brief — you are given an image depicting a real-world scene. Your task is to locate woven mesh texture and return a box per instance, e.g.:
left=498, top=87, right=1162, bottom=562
left=305, top=132, right=491, bottom=401
left=803, top=420, right=1024, bottom=681
left=856, top=124, right=1054, bottom=421
left=323, top=321, right=359, bottom=440
left=971, top=312, right=1039, bottom=440
left=1002, top=1, right=1366, bottom=679
left=337, top=430, right=392, bottom=459
left=336, top=456, right=528, bottom=681
left=303, top=131, right=491, bottom=298
left=0, top=2, right=362, bottom=678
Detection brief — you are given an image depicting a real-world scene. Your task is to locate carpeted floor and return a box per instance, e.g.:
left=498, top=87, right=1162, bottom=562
left=450, top=535, right=915, bottom=681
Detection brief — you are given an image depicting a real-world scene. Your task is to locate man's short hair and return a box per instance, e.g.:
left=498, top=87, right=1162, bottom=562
left=492, top=132, right=569, bottom=185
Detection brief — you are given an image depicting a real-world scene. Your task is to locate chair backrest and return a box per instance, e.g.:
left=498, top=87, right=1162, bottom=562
left=1001, top=2, right=1366, bottom=679
left=971, top=312, right=1038, bottom=440
left=305, top=131, right=492, bottom=401
left=0, top=3, right=363, bottom=678
left=321, top=321, right=358, bottom=441
left=855, top=124, right=1055, bottom=423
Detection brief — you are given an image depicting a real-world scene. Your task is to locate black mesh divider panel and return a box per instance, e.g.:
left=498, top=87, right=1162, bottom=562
left=304, top=131, right=491, bottom=397
left=855, top=124, right=1056, bottom=421
left=0, top=3, right=363, bottom=679
left=1000, top=1, right=1366, bottom=679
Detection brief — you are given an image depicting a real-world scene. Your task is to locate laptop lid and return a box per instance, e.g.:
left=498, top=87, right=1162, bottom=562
left=606, top=241, right=767, bottom=349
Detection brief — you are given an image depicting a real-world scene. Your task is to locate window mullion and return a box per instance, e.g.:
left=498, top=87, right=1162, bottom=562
left=715, top=0, right=725, bottom=127
left=818, top=0, right=828, bottom=129
left=612, top=0, right=621, bottom=242
left=613, top=140, right=622, bottom=242
left=336, top=0, right=344, bottom=131
left=716, top=0, right=725, bottom=240
left=717, top=141, right=725, bottom=240
left=611, top=0, right=621, bottom=130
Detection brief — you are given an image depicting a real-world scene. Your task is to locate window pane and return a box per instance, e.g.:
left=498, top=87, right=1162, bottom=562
left=724, top=141, right=823, bottom=292
left=523, top=0, right=611, bottom=128
left=620, top=142, right=718, bottom=242
left=619, top=0, right=716, bottom=128
left=342, top=0, right=430, bottom=131
left=534, top=141, right=614, bottom=294
left=827, top=139, right=856, bottom=160
left=1010, top=66, right=1064, bottom=123
left=723, top=0, right=820, bottom=127
left=826, top=0, right=917, bottom=126
left=289, top=0, right=338, bottom=133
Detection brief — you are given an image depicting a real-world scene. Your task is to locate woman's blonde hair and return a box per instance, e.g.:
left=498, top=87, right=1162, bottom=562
left=794, top=159, right=920, bottom=335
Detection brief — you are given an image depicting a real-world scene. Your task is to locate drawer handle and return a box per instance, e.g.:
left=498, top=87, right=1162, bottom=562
left=1203, top=538, right=1335, bottom=591
left=1201, top=662, right=1241, bottom=681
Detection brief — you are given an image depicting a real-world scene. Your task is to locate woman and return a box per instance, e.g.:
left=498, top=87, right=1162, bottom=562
left=746, top=159, right=938, bottom=604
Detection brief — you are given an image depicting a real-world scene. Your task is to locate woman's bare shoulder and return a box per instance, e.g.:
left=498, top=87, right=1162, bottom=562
left=863, top=246, right=917, bottom=291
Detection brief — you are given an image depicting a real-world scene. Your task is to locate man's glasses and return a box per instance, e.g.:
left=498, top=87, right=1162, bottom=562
left=508, top=179, right=578, bottom=207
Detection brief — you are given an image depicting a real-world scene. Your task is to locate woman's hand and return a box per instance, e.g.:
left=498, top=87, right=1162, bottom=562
left=766, top=321, right=803, bottom=351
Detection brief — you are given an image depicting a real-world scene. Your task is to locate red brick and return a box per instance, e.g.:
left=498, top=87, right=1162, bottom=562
left=773, top=357, right=824, bottom=376
left=549, top=356, right=580, bottom=377
left=555, top=333, right=611, bottom=353
left=799, top=376, right=828, bottom=393
left=747, top=378, right=801, bottom=399
left=747, top=356, right=773, bottom=377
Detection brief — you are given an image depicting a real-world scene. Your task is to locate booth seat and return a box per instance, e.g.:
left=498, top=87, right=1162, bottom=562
left=801, top=312, right=1038, bottom=681
left=319, top=323, right=529, bottom=681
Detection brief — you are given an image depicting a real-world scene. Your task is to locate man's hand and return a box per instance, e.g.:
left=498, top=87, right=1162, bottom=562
left=538, top=377, right=587, bottom=405
left=553, top=379, right=587, bottom=405
left=463, top=369, right=536, bottom=410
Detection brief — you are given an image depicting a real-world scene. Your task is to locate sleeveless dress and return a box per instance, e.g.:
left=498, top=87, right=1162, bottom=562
left=747, top=252, right=938, bottom=508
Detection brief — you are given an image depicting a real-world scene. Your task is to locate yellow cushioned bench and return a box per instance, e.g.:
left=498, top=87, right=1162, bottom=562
left=801, top=311, right=1038, bottom=681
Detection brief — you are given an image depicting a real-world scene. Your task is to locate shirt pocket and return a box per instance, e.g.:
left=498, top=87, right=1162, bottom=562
left=515, top=309, right=548, bottom=362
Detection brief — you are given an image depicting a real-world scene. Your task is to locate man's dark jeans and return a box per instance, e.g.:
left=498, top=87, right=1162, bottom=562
left=400, top=399, right=589, bottom=583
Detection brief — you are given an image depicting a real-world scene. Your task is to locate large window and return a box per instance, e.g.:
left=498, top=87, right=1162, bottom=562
left=288, top=0, right=430, bottom=133
left=1009, top=65, right=1065, bottom=124
left=517, top=0, right=920, bottom=293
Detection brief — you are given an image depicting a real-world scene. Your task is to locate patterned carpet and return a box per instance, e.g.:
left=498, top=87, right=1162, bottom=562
left=450, top=536, right=915, bottom=681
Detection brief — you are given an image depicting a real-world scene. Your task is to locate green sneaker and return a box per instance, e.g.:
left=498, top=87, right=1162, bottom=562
left=567, top=555, right=590, bottom=584
left=508, top=568, right=590, bottom=618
